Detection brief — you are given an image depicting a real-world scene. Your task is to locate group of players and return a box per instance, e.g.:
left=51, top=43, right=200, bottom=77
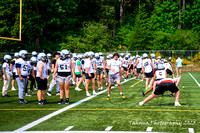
left=1, top=50, right=183, bottom=106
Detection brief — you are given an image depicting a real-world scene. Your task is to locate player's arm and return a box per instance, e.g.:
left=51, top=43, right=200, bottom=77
left=70, top=60, right=75, bottom=75
left=2, top=67, right=7, bottom=80
left=121, top=60, right=123, bottom=67
left=150, top=61, right=154, bottom=69
left=16, top=63, right=23, bottom=81
left=174, top=77, right=181, bottom=86
left=53, top=61, right=58, bottom=79
left=135, top=59, right=139, bottom=66
left=128, top=60, right=131, bottom=69
left=39, top=63, right=44, bottom=80
left=142, top=63, right=145, bottom=75
left=103, top=60, right=106, bottom=73
left=119, top=66, right=122, bottom=80
left=10, top=64, right=13, bottom=74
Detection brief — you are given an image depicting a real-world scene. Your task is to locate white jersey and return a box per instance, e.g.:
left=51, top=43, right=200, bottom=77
left=106, top=59, right=111, bottom=68
left=36, top=61, right=48, bottom=78
left=15, top=58, right=28, bottom=77
left=2, top=62, right=11, bottom=75
left=84, top=59, right=94, bottom=73
left=27, top=61, right=33, bottom=75
left=136, top=58, right=142, bottom=68
left=57, top=58, right=71, bottom=72
left=47, top=59, right=51, bottom=70
left=95, top=58, right=104, bottom=68
left=108, top=59, right=121, bottom=75
left=142, top=59, right=152, bottom=73
left=122, top=59, right=129, bottom=68
left=156, top=70, right=166, bottom=80
left=75, top=60, right=82, bottom=73
left=163, top=63, right=171, bottom=70
left=151, top=59, right=157, bottom=68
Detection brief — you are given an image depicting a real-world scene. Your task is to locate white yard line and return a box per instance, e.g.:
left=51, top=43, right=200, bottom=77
left=188, top=128, right=194, bottom=133
left=188, top=72, right=200, bottom=87
left=146, top=127, right=153, bottom=132
left=13, top=78, right=134, bottom=133
left=65, top=126, right=74, bottom=131
left=105, top=126, right=113, bottom=131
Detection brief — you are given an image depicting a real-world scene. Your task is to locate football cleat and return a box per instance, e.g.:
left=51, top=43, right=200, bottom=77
left=11, top=87, right=16, bottom=91
left=175, top=102, right=181, bottom=107
left=86, top=92, right=91, bottom=97
left=107, top=96, right=110, bottom=100
left=139, top=101, right=144, bottom=106
left=75, top=87, right=82, bottom=91
left=19, top=100, right=28, bottom=104
left=121, top=94, right=125, bottom=99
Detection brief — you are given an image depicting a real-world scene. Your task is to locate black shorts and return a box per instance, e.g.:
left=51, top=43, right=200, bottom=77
left=76, top=74, right=82, bottom=78
left=154, top=83, right=179, bottom=95
left=137, top=68, right=142, bottom=73
left=13, top=73, right=16, bottom=80
left=145, top=71, right=154, bottom=78
left=130, top=64, right=133, bottom=70
left=36, top=77, right=47, bottom=90
left=166, top=69, right=173, bottom=75
left=106, top=69, right=109, bottom=74
left=123, top=67, right=128, bottom=71
left=82, top=71, right=85, bottom=74
left=85, top=73, right=95, bottom=79
left=48, top=69, right=51, bottom=75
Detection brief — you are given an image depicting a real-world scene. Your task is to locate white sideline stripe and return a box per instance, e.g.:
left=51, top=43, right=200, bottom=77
left=22, top=131, right=169, bottom=133
left=146, top=127, right=153, bottom=132
left=188, top=128, right=194, bottom=133
left=65, top=126, right=74, bottom=131
left=105, top=126, right=113, bottom=131
left=13, top=78, right=134, bottom=133
left=188, top=72, right=200, bottom=87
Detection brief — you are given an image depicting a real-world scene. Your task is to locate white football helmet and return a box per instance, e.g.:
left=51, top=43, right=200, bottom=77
left=143, top=53, right=148, bottom=58
left=157, top=56, right=161, bottom=59
left=47, top=53, right=52, bottom=58
left=37, top=53, right=46, bottom=61
left=60, top=49, right=70, bottom=58
left=150, top=53, right=155, bottom=58
left=32, top=51, right=37, bottom=56
left=95, top=53, right=100, bottom=58
left=99, top=52, right=103, bottom=56
left=30, top=57, right=37, bottom=63
left=14, top=52, right=19, bottom=58
left=4, top=55, right=12, bottom=62
left=19, top=50, right=28, bottom=59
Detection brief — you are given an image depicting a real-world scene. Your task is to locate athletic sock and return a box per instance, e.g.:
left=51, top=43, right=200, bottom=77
left=108, top=95, right=110, bottom=97
left=60, top=99, right=63, bottom=102
left=120, top=92, right=123, bottom=95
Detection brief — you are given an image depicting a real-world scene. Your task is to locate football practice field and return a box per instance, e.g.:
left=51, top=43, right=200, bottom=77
left=0, top=72, right=200, bottom=133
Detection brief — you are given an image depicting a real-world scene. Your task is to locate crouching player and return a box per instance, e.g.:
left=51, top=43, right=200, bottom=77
left=139, top=77, right=181, bottom=107
left=106, top=52, right=125, bottom=100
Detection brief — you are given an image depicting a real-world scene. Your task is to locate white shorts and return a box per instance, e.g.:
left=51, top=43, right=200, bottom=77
left=57, top=75, right=72, bottom=83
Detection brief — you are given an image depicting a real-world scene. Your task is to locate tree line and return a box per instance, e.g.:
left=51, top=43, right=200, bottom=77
left=0, top=0, right=199, bottom=53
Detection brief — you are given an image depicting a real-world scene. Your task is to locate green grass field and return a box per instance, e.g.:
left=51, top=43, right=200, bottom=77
left=0, top=72, right=200, bottom=133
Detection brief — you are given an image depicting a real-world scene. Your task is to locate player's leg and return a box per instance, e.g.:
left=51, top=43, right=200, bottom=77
left=139, top=93, right=159, bottom=106
left=64, top=80, right=70, bottom=104
left=85, top=74, right=91, bottom=96
left=179, top=68, right=182, bottom=76
left=75, top=75, right=82, bottom=91
left=58, top=81, right=64, bottom=104
left=91, top=77, right=96, bottom=95
left=17, top=77, right=27, bottom=104
left=107, top=75, right=112, bottom=100
left=176, top=67, right=178, bottom=77
left=100, top=73, right=104, bottom=90
left=97, top=74, right=101, bottom=90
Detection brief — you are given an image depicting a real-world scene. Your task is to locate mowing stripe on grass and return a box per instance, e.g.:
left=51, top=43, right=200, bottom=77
left=22, top=131, right=169, bottom=133
left=146, top=127, right=153, bottom=132
left=0, top=108, right=60, bottom=111
left=68, top=108, right=200, bottom=112
left=13, top=78, right=134, bottom=133
left=105, top=126, right=113, bottom=131
left=65, top=126, right=74, bottom=131
left=0, top=89, right=18, bottom=94
left=188, top=72, right=200, bottom=87
left=130, top=80, right=141, bottom=87
left=188, top=128, right=194, bottom=133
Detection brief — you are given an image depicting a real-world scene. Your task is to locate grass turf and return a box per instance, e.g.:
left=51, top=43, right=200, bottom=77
left=0, top=72, right=200, bottom=132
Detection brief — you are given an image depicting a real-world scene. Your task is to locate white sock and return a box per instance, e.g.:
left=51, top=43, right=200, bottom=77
left=93, top=91, right=96, bottom=93
left=120, top=92, right=123, bottom=95
left=108, top=94, right=110, bottom=97
left=175, top=101, right=179, bottom=104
